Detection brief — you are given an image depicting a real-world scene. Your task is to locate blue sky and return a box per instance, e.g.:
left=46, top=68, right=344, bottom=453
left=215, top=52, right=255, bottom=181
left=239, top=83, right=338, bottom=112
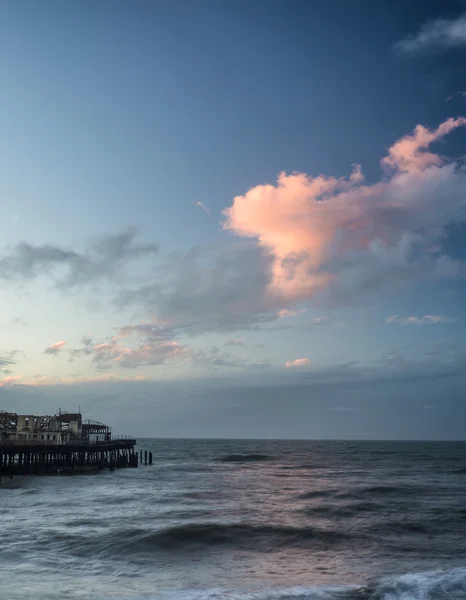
left=1, top=0, right=466, bottom=439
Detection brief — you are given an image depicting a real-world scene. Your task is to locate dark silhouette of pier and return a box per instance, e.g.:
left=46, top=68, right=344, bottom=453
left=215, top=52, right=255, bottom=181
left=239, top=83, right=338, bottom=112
left=0, top=410, right=151, bottom=479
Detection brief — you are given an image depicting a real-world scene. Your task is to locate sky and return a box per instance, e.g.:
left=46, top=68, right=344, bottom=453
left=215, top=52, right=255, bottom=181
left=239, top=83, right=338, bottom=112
left=1, top=0, right=466, bottom=439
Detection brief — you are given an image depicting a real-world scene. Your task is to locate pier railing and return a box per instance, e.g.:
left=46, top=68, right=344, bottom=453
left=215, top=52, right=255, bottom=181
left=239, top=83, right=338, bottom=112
left=0, top=435, right=135, bottom=446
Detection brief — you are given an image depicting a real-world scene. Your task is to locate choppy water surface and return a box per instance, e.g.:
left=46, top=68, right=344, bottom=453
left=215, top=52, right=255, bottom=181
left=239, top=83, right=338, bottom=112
left=1, top=439, right=465, bottom=600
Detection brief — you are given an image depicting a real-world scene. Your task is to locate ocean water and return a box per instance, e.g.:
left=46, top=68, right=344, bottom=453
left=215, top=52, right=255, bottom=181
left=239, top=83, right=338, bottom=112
left=1, top=439, right=466, bottom=600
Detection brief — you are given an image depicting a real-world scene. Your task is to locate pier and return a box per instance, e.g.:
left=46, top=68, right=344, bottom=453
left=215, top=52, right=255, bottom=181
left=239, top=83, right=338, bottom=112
left=0, top=410, right=145, bottom=477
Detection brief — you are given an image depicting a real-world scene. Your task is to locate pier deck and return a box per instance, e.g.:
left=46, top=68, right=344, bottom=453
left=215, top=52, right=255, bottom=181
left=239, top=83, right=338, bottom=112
left=0, top=437, right=138, bottom=476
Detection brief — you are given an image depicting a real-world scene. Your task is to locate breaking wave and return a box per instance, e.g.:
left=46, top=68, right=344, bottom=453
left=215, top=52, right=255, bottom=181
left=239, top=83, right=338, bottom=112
left=104, top=568, right=466, bottom=600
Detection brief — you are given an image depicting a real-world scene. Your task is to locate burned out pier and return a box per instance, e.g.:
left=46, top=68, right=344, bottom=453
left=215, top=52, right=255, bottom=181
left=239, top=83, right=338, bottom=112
left=0, top=410, right=142, bottom=477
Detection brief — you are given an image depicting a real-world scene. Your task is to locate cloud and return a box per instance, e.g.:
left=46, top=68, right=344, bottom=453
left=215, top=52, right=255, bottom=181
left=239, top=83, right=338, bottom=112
left=381, top=118, right=466, bottom=173
left=224, top=339, right=244, bottom=346
left=69, top=337, right=95, bottom=361
left=285, top=358, right=311, bottom=368
left=90, top=337, right=190, bottom=370
left=386, top=315, right=458, bottom=325
left=445, top=91, right=466, bottom=103
left=44, top=341, right=67, bottom=355
left=31, top=117, right=460, bottom=336
left=0, top=355, right=16, bottom=368
left=222, top=118, right=466, bottom=309
left=117, top=323, right=174, bottom=341
left=68, top=325, right=192, bottom=370
left=117, top=241, right=278, bottom=333
left=395, top=13, right=466, bottom=54
left=194, top=201, right=211, bottom=215
left=5, top=119, right=466, bottom=339
left=67, top=325, right=270, bottom=372
left=312, top=317, right=331, bottom=325
left=0, top=229, right=158, bottom=288
left=9, top=318, right=27, bottom=328
left=192, top=345, right=270, bottom=370
left=0, top=375, right=23, bottom=387
left=277, top=308, right=306, bottom=319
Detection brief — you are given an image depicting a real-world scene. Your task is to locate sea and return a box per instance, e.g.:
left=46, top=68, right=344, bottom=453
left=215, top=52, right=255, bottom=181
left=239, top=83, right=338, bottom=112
left=1, top=439, right=466, bottom=600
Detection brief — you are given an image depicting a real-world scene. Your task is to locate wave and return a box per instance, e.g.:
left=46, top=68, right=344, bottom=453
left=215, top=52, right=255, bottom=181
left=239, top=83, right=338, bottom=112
left=1, top=568, right=465, bottom=600
left=218, top=454, right=274, bottom=463
left=125, top=523, right=353, bottom=553
left=38, top=523, right=354, bottom=557
left=369, top=567, right=466, bottom=600
left=298, top=490, right=333, bottom=499
left=140, top=568, right=466, bottom=600
left=337, top=484, right=427, bottom=500
left=303, top=501, right=383, bottom=517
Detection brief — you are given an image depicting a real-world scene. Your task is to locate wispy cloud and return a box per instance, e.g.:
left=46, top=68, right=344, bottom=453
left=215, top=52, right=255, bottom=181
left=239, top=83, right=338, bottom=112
left=395, top=13, right=466, bottom=54
left=44, top=341, right=67, bottom=355
left=194, top=201, right=211, bottom=215
left=224, top=339, right=244, bottom=346
left=0, top=229, right=158, bottom=288
left=386, top=315, right=458, bottom=325
left=312, top=317, right=331, bottom=325
left=285, top=358, right=311, bottom=368
left=117, top=323, right=174, bottom=341
left=445, top=91, right=466, bottom=103
left=192, top=345, right=270, bottom=369
left=0, top=352, right=17, bottom=368
left=277, top=308, right=307, bottom=319
left=9, top=318, right=27, bottom=328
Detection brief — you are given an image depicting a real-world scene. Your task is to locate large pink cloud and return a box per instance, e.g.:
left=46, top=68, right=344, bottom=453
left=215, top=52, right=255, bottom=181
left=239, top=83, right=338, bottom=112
left=223, top=118, right=466, bottom=305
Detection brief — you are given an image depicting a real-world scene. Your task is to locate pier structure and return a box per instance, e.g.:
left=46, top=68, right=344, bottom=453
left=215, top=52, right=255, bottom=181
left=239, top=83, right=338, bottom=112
left=0, top=410, right=141, bottom=477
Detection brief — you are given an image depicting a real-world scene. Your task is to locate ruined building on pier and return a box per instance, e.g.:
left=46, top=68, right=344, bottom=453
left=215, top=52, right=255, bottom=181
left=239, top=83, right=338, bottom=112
left=0, top=410, right=137, bottom=476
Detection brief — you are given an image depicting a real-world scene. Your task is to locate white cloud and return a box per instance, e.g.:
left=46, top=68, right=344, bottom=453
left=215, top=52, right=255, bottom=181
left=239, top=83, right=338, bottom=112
left=194, top=201, right=211, bottom=215
left=395, top=13, right=466, bottom=54
left=386, top=315, right=458, bottom=325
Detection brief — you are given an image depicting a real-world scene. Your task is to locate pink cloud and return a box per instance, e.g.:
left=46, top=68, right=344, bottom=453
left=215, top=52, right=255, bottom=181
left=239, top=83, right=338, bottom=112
left=285, top=358, right=311, bottom=368
left=223, top=118, right=466, bottom=306
left=92, top=335, right=191, bottom=369
left=277, top=308, right=306, bottom=319
left=382, top=118, right=466, bottom=174
left=0, top=375, right=23, bottom=387
left=44, top=341, right=67, bottom=355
